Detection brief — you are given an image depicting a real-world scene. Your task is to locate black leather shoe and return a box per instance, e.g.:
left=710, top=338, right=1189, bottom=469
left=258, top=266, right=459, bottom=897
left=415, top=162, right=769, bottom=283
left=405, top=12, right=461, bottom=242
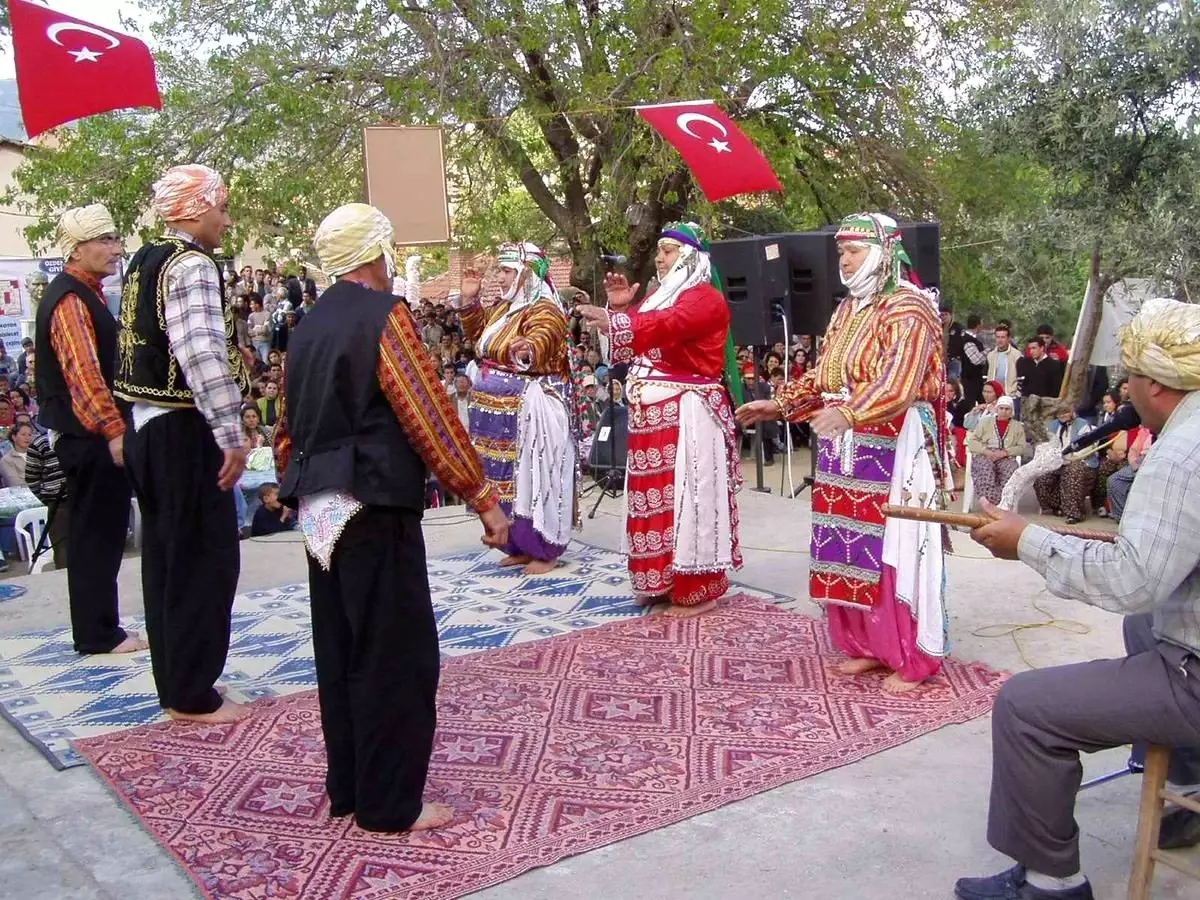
left=954, top=865, right=1094, bottom=900
left=1159, top=796, right=1200, bottom=850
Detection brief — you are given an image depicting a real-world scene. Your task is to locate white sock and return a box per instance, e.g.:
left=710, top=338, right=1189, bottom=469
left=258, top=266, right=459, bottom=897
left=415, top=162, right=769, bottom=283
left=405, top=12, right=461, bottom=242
left=1025, top=870, right=1088, bottom=891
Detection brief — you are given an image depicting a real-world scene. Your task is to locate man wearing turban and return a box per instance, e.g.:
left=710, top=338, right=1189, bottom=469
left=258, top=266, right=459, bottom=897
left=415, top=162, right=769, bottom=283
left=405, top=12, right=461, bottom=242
left=34, top=204, right=145, bottom=656
left=274, top=202, right=507, bottom=833
left=455, top=241, right=576, bottom=575
left=962, top=298, right=1200, bottom=900
left=116, top=164, right=251, bottom=725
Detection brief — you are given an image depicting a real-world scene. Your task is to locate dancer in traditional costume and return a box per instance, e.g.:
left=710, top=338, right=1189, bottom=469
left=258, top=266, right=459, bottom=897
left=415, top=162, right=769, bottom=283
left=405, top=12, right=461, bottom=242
left=456, top=243, right=575, bottom=575
left=579, top=222, right=743, bottom=617
left=35, top=205, right=143, bottom=655
left=275, top=203, right=507, bottom=832
left=117, top=165, right=251, bottom=723
left=737, top=212, right=949, bottom=692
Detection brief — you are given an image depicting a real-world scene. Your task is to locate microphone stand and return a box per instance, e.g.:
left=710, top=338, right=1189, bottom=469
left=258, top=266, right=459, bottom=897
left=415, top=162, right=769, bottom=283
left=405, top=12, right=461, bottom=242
left=578, top=270, right=625, bottom=518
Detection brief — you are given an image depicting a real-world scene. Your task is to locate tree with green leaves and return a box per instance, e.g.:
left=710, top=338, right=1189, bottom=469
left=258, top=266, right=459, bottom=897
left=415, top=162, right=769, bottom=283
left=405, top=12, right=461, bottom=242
left=969, top=0, right=1200, bottom=400
left=10, top=0, right=1016, bottom=295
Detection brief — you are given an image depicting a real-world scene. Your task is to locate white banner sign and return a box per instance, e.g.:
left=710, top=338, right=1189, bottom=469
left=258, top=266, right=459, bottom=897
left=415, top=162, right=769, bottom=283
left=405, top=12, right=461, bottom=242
left=0, top=257, right=123, bottom=355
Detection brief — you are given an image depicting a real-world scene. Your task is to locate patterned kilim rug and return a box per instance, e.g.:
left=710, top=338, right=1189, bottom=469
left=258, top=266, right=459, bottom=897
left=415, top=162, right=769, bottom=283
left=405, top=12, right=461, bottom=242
left=0, top=543, right=790, bottom=769
left=77, top=594, right=1004, bottom=900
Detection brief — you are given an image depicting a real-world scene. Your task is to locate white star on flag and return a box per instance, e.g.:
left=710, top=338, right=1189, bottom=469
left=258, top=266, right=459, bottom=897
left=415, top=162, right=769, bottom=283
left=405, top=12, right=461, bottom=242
left=708, top=138, right=731, bottom=153
left=68, top=47, right=102, bottom=62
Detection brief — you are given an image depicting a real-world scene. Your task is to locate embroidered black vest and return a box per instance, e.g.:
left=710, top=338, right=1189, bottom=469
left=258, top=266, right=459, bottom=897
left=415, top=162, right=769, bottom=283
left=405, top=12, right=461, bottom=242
left=114, top=237, right=248, bottom=406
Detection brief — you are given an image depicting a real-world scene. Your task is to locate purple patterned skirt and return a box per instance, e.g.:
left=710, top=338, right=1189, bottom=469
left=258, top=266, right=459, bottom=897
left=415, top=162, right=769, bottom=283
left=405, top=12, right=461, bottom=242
left=469, top=369, right=569, bottom=562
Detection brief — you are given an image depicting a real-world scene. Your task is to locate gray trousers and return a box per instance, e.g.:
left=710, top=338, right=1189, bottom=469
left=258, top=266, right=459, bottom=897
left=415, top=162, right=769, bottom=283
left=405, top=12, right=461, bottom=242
left=1108, top=465, right=1136, bottom=521
left=987, top=613, right=1200, bottom=876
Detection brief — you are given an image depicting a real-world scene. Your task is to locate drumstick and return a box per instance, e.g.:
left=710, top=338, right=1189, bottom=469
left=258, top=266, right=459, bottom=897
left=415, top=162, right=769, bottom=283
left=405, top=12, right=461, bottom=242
left=880, top=503, right=1118, bottom=543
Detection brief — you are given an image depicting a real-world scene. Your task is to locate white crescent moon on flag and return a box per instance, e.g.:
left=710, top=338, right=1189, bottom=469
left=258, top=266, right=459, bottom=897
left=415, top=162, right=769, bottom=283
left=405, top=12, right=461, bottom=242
left=46, top=23, right=122, bottom=50
left=675, top=112, right=729, bottom=140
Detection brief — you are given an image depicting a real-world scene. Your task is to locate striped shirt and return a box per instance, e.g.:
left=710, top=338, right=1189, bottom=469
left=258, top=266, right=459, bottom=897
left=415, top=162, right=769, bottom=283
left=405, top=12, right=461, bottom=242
left=1018, top=389, right=1200, bottom=655
left=459, top=299, right=571, bottom=377
left=274, top=300, right=497, bottom=513
left=776, top=287, right=944, bottom=425
left=25, top=433, right=66, bottom=503
left=132, top=228, right=243, bottom=450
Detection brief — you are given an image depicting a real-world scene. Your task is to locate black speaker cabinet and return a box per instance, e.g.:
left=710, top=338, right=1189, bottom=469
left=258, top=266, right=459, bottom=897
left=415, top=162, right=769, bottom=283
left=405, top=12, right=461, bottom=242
left=769, top=231, right=842, bottom=336
left=709, top=236, right=790, bottom=347
left=897, top=221, right=940, bottom=289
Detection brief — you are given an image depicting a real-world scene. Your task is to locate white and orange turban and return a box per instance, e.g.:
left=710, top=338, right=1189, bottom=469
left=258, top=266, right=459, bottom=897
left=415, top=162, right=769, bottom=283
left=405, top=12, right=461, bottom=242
left=151, top=164, right=228, bottom=222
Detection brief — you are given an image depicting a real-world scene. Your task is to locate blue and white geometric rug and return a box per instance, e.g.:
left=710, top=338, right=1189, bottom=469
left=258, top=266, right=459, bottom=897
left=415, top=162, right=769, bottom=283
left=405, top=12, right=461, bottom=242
left=0, top=542, right=791, bottom=770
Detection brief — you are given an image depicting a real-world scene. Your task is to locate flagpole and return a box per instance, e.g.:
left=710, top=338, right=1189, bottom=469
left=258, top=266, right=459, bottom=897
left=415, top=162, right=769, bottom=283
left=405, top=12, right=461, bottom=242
left=633, top=99, right=715, bottom=111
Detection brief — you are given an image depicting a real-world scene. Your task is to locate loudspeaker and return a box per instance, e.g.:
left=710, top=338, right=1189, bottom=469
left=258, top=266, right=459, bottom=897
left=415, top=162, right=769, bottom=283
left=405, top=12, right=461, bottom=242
left=897, top=221, right=940, bottom=289
left=588, top=403, right=628, bottom=471
left=769, top=231, right=842, bottom=336
left=709, top=237, right=790, bottom=347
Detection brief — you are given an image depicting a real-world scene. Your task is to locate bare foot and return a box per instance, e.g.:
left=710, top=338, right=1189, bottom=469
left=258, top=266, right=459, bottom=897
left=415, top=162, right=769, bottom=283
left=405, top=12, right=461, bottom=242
left=835, top=657, right=884, bottom=676
left=498, top=554, right=532, bottom=568
left=167, top=698, right=251, bottom=724
left=882, top=672, right=926, bottom=695
left=659, top=598, right=719, bottom=619
left=635, top=594, right=669, bottom=607
left=107, top=634, right=149, bottom=654
left=522, top=558, right=557, bottom=575
left=408, top=801, right=455, bottom=832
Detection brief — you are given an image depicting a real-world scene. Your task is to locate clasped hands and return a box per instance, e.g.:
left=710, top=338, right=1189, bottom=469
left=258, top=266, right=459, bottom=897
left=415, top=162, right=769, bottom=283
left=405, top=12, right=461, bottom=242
left=733, top=402, right=852, bottom=440
left=479, top=505, right=509, bottom=550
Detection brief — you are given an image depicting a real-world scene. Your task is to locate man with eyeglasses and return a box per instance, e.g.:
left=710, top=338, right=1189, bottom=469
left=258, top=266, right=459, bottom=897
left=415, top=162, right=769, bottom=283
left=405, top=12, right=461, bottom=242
left=34, top=205, right=145, bottom=655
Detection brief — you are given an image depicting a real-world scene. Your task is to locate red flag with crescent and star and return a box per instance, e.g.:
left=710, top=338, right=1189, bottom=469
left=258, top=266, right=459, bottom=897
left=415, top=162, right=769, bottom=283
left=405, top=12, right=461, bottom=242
left=636, top=100, right=782, bottom=202
left=9, top=0, right=162, bottom=139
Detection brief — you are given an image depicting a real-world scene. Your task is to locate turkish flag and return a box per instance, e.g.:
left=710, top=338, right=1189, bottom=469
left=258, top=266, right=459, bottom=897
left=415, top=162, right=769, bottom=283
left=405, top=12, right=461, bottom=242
left=10, top=0, right=162, bottom=139
left=636, top=100, right=783, bottom=202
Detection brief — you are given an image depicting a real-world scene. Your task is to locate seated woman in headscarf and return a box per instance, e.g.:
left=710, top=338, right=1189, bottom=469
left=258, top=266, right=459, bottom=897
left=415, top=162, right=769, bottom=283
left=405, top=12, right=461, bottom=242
left=455, top=243, right=576, bottom=575
left=736, top=212, right=950, bottom=693
left=578, top=222, right=744, bottom=617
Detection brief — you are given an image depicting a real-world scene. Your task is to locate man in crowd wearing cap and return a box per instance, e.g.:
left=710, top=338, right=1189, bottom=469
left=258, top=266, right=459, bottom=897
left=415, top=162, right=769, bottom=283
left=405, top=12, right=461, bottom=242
left=115, top=165, right=251, bottom=724
left=34, top=204, right=144, bottom=655
left=274, top=203, right=507, bottom=833
left=958, top=297, right=1200, bottom=899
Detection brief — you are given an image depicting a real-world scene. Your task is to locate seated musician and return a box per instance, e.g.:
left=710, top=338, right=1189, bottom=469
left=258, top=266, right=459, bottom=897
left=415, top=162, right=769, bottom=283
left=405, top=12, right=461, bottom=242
left=957, top=298, right=1200, bottom=900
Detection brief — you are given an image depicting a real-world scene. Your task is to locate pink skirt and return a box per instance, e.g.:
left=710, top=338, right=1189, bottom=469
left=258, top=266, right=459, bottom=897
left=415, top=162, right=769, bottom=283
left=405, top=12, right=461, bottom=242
left=827, top=566, right=942, bottom=682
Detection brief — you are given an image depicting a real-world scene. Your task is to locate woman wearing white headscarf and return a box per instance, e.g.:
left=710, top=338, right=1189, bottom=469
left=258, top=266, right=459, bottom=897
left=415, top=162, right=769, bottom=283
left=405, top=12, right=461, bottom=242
left=457, top=243, right=575, bottom=575
left=737, top=212, right=950, bottom=694
left=578, top=221, right=744, bottom=617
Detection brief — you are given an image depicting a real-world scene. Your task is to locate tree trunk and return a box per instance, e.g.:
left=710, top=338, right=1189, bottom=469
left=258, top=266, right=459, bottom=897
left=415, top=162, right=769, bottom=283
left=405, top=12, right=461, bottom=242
left=1060, top=237, right=1110, bottom=406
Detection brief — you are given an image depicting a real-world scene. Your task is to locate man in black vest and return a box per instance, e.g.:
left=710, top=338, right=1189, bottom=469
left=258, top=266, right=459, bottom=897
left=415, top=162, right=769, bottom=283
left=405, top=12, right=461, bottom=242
left=117, top=165, right=251, bottom=725
left=959, top=313, right=988, bottom=408
left=35, top=204, right=143, bottom=655
left=275, top=203, right=508, bottom=833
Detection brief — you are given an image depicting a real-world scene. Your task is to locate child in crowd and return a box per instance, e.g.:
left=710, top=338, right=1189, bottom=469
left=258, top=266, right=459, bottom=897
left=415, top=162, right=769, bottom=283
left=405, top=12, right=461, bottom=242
left=250, top=483, right=294, bottom=537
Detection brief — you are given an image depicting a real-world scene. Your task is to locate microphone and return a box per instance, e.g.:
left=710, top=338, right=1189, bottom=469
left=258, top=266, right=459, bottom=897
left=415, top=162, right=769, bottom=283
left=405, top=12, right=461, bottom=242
left=1063, top=404, right=1141, bottom=455
left=600, top=254, right=627, bottom=265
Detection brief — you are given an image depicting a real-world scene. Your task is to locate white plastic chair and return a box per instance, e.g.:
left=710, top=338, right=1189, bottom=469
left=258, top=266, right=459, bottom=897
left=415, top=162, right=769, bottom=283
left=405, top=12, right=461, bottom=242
left=14, top=505, right=50, bottom=574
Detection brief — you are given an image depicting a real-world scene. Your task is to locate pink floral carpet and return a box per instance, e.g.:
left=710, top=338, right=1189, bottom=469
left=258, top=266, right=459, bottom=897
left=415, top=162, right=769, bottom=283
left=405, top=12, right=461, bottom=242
left=76, top=595, right=1005, bottom=900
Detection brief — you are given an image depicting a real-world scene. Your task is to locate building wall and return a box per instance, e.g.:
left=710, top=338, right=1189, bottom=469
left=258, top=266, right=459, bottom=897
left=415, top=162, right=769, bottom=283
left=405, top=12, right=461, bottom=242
left=0, top=142, right=40, bottom=258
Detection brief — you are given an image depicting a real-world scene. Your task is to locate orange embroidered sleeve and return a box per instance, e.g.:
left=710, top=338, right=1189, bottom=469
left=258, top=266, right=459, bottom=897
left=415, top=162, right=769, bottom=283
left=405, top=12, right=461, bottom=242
left=844, top=296, right=943, bottom=426
left=457, top=300, right=489, bottom=343
left=49, top=294, right=125, bottom=440
left=377, top=302, right=498, bottom=512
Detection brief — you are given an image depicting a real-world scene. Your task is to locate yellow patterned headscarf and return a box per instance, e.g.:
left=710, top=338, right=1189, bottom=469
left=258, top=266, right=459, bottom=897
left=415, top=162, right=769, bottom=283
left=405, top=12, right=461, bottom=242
left=313, top=203, right=397, bottom=278
left=57, top=204, right=117, bottom=259
left=1120, top=298, right=1200, bottom=391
